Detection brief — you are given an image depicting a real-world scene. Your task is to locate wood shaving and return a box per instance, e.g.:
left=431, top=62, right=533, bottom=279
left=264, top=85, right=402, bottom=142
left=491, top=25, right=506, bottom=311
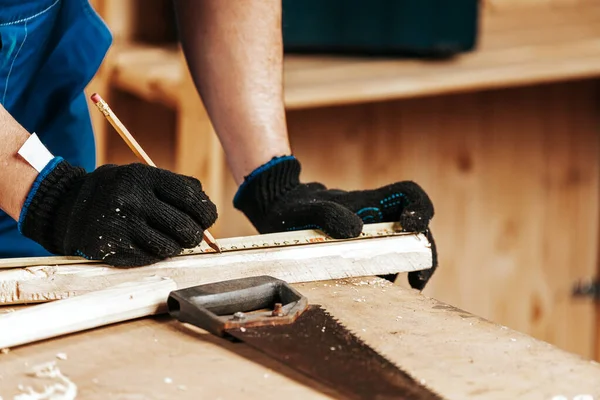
left=14, top=361, right=76, bottom=400
left=0, top=348, right=9, bottom=354
left=55, top=354, right=67, bottom=361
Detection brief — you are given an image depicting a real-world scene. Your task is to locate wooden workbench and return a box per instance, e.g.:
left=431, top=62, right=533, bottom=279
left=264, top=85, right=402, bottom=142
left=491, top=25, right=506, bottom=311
left=1, top=277, right=598, bottom=399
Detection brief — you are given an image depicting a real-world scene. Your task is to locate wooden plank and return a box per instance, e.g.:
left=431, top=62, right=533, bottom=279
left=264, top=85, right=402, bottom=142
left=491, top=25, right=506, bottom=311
left=0, top=222, right=413, bottom=269
left=1, top=277, right=598, bottom=399
left=282, top=38, right=600, bottom=109
left=0, top=232, right=432, bottom=305
left=0, top=277, right=176, bottom=350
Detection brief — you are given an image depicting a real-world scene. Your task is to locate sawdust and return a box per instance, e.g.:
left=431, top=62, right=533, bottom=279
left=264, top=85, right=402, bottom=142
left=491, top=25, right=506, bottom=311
left=1, top=348, right=9, bottom=354
left=13, top=361, right=76, bottom=400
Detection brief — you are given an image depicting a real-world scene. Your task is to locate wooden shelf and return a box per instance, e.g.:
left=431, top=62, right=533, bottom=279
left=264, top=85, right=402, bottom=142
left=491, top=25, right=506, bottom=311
left=110, top=43, right=182, bottom=109
left=108, top=4, right=600, bottom=110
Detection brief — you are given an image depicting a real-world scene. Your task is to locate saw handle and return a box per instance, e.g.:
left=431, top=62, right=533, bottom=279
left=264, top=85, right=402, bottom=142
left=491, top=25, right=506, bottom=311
left=167, top=276, right=308, bottom=337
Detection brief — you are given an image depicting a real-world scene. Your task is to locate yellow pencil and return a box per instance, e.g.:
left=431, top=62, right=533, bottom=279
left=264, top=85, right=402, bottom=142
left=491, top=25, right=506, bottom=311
left=90, top=93, right=221, bottom=253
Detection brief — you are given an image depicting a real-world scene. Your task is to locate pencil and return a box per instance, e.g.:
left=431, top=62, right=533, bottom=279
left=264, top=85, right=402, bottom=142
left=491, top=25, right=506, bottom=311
left=90, top=93, right=221, bottom=254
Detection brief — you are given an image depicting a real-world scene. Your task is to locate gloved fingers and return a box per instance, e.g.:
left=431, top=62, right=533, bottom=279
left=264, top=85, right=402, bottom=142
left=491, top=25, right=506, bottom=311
left=311, top=180, right=433, bottom=231
left=408, top=228, right=438, bottom=290
left=358, top=181, right=434, bottom=231
left=133, top=225, right=183, bottom=260
left=271, top=201, right=364, bottom=239
left=387, top=181, right=434, bottom=231
left=153, top=172, right=218, bottom=230
left=145, top=200, right=205, bottom=249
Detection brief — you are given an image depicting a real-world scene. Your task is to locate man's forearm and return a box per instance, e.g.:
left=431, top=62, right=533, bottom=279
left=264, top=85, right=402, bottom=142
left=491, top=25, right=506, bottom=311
left=173, top=0, right=291, bottom=185
left=0, top=104, right=38, bottom=221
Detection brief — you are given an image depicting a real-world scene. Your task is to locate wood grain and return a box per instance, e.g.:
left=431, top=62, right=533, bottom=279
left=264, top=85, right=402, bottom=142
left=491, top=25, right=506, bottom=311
left=1, top=277, right=598, bottom=399
left=0, top=276, right=176, bottom=349
left=0, top=233, right=432, bottom=305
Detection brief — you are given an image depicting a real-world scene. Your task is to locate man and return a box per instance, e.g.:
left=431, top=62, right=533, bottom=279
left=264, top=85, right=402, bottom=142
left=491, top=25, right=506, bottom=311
left=0, top=0, right=436, bottom=288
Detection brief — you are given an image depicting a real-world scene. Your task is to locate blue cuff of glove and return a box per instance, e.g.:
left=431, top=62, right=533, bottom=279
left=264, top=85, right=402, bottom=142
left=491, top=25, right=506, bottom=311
left=233, top=155, right=296, bottom=205
left=18, top=156, right=64, bottom=234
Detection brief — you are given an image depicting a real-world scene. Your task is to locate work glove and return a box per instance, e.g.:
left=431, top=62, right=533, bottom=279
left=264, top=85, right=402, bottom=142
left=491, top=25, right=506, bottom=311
left=233, top=156, right=437, bottom=290
left=19, top=157, right=217, bottom=267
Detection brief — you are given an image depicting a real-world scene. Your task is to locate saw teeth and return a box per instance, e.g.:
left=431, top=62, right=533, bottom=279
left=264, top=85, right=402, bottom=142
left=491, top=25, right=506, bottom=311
left=334, top=320, right=444, bottom=396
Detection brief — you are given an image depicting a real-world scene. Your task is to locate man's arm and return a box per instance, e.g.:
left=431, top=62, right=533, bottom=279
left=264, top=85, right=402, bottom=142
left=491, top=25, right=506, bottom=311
left=172, top=1, right=437, bottom=290
left=0, top=104, right=38, bottom=221
left=172, top=0, right=291, bottom=185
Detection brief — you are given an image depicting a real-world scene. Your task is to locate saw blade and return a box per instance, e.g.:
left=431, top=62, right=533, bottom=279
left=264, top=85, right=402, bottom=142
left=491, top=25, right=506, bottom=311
left=225, top=305, right=443, bottom=400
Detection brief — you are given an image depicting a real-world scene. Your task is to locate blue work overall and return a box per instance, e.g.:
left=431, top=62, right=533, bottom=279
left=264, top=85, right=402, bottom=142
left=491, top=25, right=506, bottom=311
left=0, top=0, right=112, bottom=257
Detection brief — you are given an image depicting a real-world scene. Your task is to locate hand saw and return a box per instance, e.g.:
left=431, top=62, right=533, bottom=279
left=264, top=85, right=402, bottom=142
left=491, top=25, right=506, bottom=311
left=167, top=276, right=444, bottom=400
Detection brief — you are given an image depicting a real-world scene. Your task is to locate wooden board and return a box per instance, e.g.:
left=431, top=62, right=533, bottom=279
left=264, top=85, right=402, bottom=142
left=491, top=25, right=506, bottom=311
left=1, top=277, right=598, bottom=399
left=0, top=277, right=177, bottom=349
left=0, top=232, right=432, bottom=305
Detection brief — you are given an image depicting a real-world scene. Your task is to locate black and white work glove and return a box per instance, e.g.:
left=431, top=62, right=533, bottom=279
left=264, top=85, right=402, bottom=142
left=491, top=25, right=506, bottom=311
left=19, top=157, right=218, bottom=267
left=233, top=155, right=437, bottom=290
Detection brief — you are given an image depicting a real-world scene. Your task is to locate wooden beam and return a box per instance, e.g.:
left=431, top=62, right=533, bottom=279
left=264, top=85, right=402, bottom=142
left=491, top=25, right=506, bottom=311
left=0, top=222, right=414, bottom=269
left=0, top=276, right=176, bottom=350
left=0, top=232, right=432, bottom=305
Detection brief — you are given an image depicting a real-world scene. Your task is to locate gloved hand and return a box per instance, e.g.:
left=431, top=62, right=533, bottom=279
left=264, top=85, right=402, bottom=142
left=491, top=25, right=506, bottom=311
left=233, top=155, right=437, bottom=290
left=19, top=157, right=217, bottom=267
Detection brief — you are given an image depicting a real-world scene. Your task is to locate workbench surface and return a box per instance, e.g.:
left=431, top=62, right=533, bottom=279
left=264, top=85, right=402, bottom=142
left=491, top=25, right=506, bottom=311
left=1, top=277, right=599, bottom=399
